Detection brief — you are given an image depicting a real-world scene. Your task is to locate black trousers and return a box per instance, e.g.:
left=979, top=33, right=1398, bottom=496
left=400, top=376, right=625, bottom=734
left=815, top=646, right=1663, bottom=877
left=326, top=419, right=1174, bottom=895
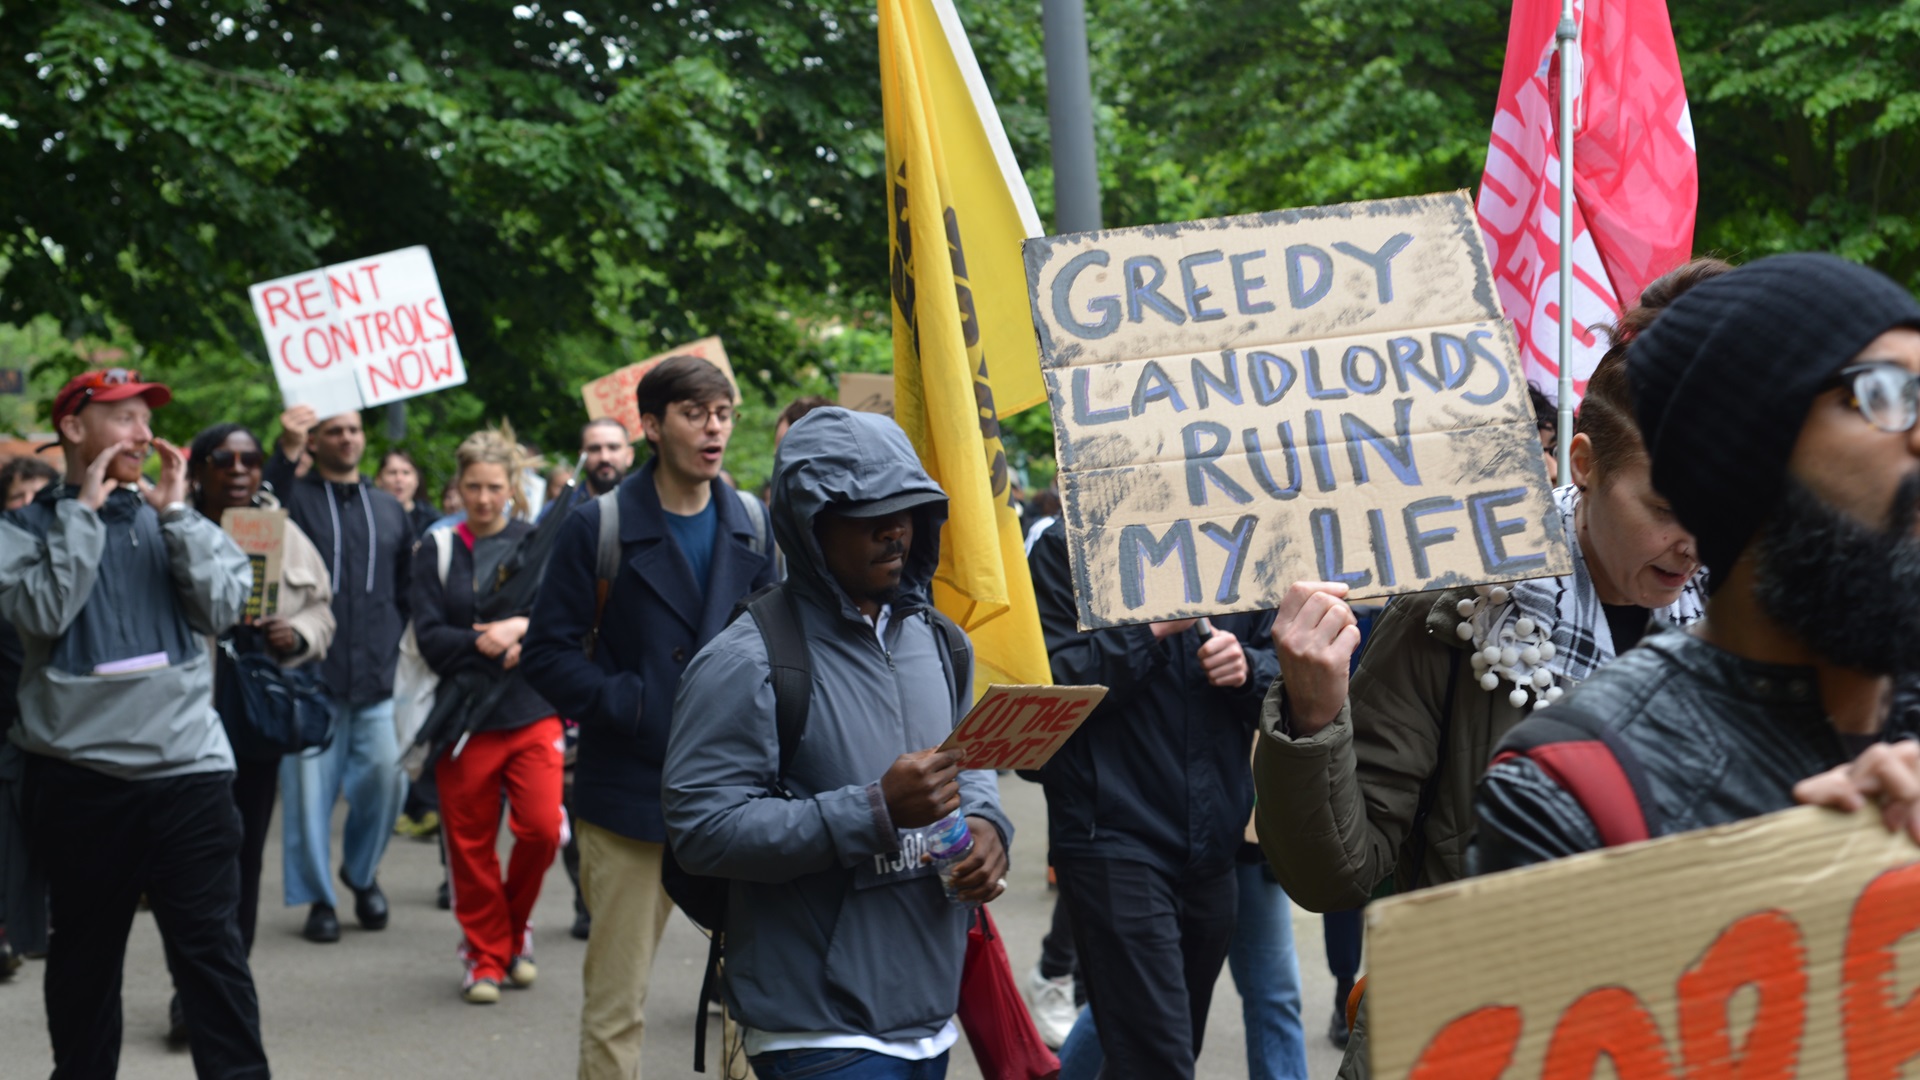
left=231, top=755, right=280, bottom=956
left=1055, top=856, right=1237, bottom=1080
left=24, top=756, right=269, bottom=1080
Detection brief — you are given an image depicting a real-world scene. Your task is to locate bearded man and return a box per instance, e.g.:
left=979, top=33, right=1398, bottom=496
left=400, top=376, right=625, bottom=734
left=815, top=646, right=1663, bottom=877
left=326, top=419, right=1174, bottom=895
left=1477, top=253, right=1920, bottom=868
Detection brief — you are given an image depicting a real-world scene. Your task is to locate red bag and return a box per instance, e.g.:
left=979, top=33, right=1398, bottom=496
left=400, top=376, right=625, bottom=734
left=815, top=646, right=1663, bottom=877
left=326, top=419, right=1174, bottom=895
left=955, top=907, right=1061, bottom=1080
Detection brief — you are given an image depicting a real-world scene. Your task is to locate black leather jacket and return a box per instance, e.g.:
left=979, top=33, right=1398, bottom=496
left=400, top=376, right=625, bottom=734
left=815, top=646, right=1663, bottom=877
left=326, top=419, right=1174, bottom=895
left=1477, top=629, right=1918, bottom=871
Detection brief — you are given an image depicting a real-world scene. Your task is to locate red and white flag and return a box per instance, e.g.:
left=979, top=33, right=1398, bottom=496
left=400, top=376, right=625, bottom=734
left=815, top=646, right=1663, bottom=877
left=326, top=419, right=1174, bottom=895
left=1476, top=0, right=1696, bottom=404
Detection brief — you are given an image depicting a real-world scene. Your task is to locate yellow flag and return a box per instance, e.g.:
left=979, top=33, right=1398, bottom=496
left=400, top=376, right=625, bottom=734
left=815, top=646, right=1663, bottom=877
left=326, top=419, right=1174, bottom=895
left=880, top=0, right=1052, bottom=690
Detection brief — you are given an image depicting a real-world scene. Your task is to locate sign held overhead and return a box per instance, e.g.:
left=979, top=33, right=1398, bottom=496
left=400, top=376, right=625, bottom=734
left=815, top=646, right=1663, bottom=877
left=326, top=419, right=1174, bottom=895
left=1365, top=806, right=1920, bottom=1078
left=582, top=337, right=738, bottom=443
left=1023, top=191, right=1570, bottom=628
left=249, top=246, right=468, bottom=416
left=838, top=372, right=897, bottom=418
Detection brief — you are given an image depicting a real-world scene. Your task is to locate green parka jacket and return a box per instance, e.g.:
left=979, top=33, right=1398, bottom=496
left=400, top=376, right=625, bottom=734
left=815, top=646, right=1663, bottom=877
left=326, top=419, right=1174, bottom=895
left=1254, top=586, right=1533, bottom=1080
left=1253, top=585, right=1530, bottom=909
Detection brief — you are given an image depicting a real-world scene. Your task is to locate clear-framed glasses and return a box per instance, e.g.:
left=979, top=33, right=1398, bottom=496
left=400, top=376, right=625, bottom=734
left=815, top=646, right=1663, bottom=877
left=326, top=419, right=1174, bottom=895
left=676, top=403, right=735, bottom=428
left=1833, top=362, right=1920, bottom=434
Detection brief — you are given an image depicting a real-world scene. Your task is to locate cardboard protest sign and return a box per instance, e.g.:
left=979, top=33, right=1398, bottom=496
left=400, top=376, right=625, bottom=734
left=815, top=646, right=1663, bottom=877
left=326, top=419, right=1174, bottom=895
left=581, top=337, right=738, bottom=443
left=838, top=372, right=897, bottom=418
left=937, top=684, right=1106, bottom=770
left=1366, top=806, right=1920, bottom=1078
left=249, top=246, right=468, bottom=416
left=1023, top=191, right=1571, bottom=628
left=220, top=508, right=287, bottom=619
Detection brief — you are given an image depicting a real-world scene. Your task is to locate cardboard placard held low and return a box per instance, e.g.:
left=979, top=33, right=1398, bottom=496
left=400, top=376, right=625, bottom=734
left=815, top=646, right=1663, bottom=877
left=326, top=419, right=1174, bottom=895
left=838, top=372, right=897, bottom=417
left=220, top=508, right=287, bottom=620
left=1365, top=805, right=1920, bottom=1078
left=938, top=684, right=1106, bottom=770
left=582, top=337, right=739, bottom=443
left=1022, top=191, right=1571, bottom=629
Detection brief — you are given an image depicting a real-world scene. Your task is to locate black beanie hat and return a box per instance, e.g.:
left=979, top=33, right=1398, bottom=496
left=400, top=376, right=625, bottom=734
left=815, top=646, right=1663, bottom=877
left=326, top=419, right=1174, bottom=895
left=1627, top=252, right=1920, bottom=587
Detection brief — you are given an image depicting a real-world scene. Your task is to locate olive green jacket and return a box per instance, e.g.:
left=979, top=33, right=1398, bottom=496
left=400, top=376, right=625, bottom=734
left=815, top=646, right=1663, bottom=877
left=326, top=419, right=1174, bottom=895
left=1253, top=586, right=1534, bottom=911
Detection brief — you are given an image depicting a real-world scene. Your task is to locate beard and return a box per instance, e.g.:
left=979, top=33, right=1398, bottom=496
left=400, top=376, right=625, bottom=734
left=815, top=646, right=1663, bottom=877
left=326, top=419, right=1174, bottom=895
left=1751, top=472, right=1920, bottom=677
left=585, top=464, right=623, bottom=494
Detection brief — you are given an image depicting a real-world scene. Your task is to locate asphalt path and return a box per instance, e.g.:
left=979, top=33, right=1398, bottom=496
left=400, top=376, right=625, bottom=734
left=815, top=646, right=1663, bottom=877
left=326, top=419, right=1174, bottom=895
left=2, top=774, right=1349, bottom=1078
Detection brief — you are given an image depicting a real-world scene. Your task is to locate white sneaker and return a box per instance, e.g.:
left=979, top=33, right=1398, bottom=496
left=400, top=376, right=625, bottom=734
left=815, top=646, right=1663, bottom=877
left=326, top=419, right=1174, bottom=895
left=508, top=927, right=537, bottom=988
left=1025, top=963, right=1078, bottom=1050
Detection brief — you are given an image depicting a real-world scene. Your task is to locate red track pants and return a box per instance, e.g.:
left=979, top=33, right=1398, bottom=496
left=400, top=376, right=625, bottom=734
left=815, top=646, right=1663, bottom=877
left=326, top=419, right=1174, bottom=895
left=436, top=716, right=565, bottom=981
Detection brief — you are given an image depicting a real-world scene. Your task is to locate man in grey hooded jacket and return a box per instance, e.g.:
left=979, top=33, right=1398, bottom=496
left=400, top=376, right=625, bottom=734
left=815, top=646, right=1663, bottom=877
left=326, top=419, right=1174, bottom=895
left=2, top=370, right=262, bottom=1078
left=665, top=407, right=1013, bottom=1080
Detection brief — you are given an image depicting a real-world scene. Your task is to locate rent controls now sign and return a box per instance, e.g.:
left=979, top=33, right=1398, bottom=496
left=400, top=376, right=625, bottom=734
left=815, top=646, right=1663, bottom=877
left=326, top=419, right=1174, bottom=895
left=1022, top=191, right=1570, bottom=628
left=249, top=245, right=468, bottom=417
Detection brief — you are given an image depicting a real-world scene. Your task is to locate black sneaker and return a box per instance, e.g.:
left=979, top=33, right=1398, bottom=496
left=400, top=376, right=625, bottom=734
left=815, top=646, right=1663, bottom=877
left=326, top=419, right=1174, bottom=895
left=340, top=868, right=388, bottom=931
left=1329, top=980, right=1354, bottom=1049
left=436, top=879, right=451, bottom=911
left=167, top=992, right=189, bottom=1048
left=570, top=909, right=591, bottom=941
left=303, top=903, right=341, bottom=944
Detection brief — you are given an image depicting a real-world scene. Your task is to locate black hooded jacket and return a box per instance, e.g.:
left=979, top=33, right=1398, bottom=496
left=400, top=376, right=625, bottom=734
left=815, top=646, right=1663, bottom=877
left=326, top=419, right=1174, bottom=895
left=1028, top=520, right=1278, bottom=877
left=265, top=452, right=411, bottom=706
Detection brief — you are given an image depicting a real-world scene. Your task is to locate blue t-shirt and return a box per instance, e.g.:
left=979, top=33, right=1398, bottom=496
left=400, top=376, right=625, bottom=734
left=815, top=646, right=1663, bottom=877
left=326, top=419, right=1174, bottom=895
left=664, top=497, right=718, bottom=607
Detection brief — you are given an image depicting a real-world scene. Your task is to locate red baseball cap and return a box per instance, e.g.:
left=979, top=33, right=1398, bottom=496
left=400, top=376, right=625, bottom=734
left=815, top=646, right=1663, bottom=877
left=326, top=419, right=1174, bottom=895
left=50, top=368, right=173, bottom=427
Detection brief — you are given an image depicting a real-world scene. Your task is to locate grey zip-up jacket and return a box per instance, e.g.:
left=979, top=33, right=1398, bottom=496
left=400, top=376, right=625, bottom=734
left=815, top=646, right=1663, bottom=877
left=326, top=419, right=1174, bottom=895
left=0, top=484, right=252, bottom=779
left=664, top=408, right=1012, bottom=1041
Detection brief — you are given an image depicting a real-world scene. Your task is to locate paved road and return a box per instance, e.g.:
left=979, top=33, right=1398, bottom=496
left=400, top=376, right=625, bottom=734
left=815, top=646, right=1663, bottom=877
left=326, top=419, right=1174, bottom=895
left=2, top=776, right=1349, bottom=1078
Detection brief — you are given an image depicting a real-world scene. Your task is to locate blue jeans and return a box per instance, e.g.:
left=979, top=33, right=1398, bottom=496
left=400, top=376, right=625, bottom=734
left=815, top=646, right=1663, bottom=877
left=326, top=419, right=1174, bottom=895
left=1228, top=862, right=1308, bottom=1080
left=280, top=697, right=404, bottom=907
left=748, top=1048, right=949, bottom=1079
left=1056, top=1007, right=1100, bottom=1080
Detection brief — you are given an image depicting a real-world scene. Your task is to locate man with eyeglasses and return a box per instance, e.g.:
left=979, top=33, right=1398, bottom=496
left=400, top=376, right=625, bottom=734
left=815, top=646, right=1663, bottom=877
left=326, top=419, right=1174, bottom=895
left=1, top=370, right=265, bottom=1076
left=1476, top=253, right=1920, bottom=871
left=523, top=354, right=774, bottom=1080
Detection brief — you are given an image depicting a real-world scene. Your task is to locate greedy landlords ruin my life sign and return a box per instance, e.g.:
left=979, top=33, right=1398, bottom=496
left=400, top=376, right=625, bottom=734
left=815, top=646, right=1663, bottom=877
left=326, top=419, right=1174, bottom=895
left=249, top=246, right=469, bottom=417
left=1023, top=191, right=1571, bottom=628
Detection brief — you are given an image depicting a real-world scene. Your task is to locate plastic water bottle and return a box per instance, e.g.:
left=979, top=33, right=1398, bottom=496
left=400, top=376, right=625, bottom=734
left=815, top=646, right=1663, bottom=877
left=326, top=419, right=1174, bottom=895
left=926, top=811, right=975, bottom=907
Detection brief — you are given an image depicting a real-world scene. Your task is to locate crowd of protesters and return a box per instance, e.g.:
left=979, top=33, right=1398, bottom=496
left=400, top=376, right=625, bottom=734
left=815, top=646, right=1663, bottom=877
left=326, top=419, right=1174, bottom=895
left=3, top=248, right=1920, bottom=1080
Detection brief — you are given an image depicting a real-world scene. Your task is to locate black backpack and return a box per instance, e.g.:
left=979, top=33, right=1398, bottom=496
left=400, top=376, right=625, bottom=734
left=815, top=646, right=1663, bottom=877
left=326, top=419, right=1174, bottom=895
left=663, top=580, right=969, bottom=1072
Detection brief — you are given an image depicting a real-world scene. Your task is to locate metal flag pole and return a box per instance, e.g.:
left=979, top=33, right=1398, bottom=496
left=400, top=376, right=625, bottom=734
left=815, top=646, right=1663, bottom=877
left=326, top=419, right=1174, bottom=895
left=1554, top=0, right=1578, bottom=483
left=1042, top=0, right=1103, bottom=234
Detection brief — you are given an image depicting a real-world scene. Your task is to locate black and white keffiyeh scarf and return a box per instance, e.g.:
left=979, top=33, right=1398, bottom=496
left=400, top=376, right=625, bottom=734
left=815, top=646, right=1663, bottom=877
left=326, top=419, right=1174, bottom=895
left=1454, top=485, right=1707, bottom=710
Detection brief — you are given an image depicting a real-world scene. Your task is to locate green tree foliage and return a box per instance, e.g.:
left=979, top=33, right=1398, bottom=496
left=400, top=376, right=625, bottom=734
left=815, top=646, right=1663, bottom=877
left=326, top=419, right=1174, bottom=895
left=2, top=0, right=896, bottom=487
left=4, top=0, right=1918, bottom=494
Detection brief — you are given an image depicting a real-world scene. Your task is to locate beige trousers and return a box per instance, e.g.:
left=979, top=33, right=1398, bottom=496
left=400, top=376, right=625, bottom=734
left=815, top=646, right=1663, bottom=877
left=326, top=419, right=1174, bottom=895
left=575, top=821, right=743, bottom=1079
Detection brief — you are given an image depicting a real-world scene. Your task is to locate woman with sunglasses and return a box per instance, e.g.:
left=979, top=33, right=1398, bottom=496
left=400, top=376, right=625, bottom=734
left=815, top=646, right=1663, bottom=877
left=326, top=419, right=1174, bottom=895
left=168, top=423, right=336, bottom=1042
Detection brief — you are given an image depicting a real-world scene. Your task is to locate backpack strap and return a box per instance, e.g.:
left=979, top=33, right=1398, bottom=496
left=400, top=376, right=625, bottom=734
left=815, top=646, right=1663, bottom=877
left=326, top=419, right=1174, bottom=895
left=1489, top=712, right=1661, bottom=847
left=430, top=526, right=454, bottom=587
left=745, top=584, right=814, bottom=787
left=692, top=930, right=725, bottom=1074
left=585, top=490, right=621, bottom=660
left=734, top=488, right=771, bottom=558
left=924, top=607, right=972, bottom=720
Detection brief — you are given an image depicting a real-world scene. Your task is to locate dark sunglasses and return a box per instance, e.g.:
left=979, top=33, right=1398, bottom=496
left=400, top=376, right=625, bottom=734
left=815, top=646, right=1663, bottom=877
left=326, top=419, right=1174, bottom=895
left=207, top=449, right=264, bottom=470
left=1832, top=362, right=1920, bottom=434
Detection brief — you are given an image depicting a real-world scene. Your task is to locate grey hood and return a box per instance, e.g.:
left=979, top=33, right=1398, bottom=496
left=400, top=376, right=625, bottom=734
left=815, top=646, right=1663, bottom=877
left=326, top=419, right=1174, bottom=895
left=770, top=407, right=949, bottom=623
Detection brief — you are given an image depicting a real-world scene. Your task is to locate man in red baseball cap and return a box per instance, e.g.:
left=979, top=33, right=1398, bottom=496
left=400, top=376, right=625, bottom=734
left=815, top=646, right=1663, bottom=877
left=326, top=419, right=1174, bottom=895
left=46, top=367, right=174, bottom=489
left=3, top=368, right=268, bottom=1075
